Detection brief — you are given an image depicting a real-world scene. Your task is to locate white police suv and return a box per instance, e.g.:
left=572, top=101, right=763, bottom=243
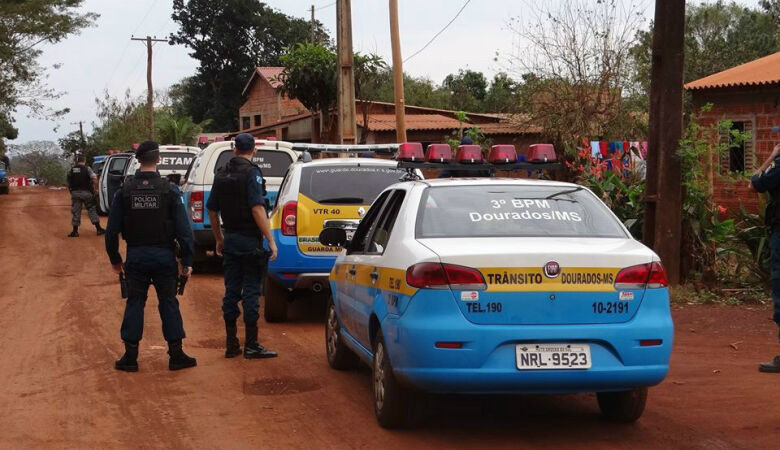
left=318, top=143, right=673, bottom=428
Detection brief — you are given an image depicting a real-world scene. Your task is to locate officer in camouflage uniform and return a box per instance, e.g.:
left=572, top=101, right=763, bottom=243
left=67, top=155, right=105, bottom=237
left=105, top=141, right=197, bottom=372
left=750, top=133, right=780, bottom=373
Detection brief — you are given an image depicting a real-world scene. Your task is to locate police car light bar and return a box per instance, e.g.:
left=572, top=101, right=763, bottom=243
left=397, top=142, right=424, bottom=161
left=397, top=143, right=560, bottom=172
left=291, top=143, right=400, bottom=154
left=426, top=144, right=452, bottom=163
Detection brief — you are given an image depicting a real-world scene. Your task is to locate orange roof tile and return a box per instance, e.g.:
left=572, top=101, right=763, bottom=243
left=256, top=67, right=284, bottom=88
left=357, top=114, right=465, bottom=131
left=685, top=52, right=780, bottom=90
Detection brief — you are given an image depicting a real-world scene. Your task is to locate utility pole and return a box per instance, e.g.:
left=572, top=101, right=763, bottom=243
left=643, top=0, right=685, bottom=285
left=336, top=0, right=357, bottom=145
left=311, top=5, right=316, bottom=43
left=389, top=0, right=406, bottom=142
left=131, top=35, right=167, bottom=140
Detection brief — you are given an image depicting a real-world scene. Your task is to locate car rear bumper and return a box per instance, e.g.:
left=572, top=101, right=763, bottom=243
left=267, top=230, right=337, bottom=289
left=382, top=289, right=673, bottom=394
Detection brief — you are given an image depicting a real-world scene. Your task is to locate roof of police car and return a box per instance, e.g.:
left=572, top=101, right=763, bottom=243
left=296, top=157, right=400, bottom=167
left=415, top=177, right=579, bottom=188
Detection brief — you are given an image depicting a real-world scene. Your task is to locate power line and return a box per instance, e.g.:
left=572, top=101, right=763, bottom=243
left=315, top=1, right=336, bottom=11
left=403, top=0, right=472, bottom=63
left=105, top=0, right=160, bottom=91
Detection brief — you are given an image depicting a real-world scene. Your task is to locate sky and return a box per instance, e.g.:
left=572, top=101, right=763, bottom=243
left=11, top=0, right=764, bottom=143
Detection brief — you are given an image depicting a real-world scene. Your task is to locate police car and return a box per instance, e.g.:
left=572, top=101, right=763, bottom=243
left=263, top=144, right=420, bottom=323
left=318, top=143, right=673, bottom=428
left=125, top=145, right=201, bottom=186
left=182, top=139, right=298, bottom=264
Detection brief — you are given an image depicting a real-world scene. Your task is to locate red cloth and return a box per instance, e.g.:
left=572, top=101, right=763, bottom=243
left=599, top=141, right=608, bottom=157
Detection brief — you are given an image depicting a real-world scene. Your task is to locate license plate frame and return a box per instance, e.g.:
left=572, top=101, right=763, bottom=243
left=515, top=343, right=592, bottom=370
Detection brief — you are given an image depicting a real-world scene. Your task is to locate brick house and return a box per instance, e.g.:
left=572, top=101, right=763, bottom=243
left=685, top=52, right=780, bottom=213
left=234, top=66, right=541, bottom=155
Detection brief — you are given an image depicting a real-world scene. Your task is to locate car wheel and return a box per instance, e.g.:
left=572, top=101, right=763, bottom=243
left=597, top=387, right=648, bottom=423
left=0, top=186, right=8, bottom=195
left=263, top=276, right=289, bottom=323
left=325, top=298, right=359, bottom=370
left=373, top=329, right=414, bottom=429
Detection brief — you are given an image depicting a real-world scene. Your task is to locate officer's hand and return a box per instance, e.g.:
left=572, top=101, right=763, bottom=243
left=268, top=242, right=278, bottom=262
left=215, top=239, right=224, bottom=257
left=181, top=266, right=192, bottom=278
left=112, top=262, right=124, bottom=274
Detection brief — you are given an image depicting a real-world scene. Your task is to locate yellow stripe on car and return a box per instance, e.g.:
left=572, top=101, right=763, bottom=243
left=480, top=267, right=620, bottom=292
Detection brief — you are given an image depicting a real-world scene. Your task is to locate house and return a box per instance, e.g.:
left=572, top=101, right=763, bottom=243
left=233, top=67, right=542, bottom=155
left=685, top=52, right=780, bottom=213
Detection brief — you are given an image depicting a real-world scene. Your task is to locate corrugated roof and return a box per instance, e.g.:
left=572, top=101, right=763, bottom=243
left=685, top=52, right=780, bottom=90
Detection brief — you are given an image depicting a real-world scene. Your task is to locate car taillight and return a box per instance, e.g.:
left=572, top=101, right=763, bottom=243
left=405, top=263, right=486, bottom=290
left=614, top=262, right=668, bottom=290
left=282, top=201, right=297, bottom=236
left=189, top=191, right=203, bottom=223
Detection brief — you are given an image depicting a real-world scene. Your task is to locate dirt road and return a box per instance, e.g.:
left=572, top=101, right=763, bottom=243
left=0, top=187, right=779, bottom=449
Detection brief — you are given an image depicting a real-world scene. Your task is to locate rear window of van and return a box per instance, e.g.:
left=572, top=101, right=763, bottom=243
left=299, top=165, right=405, bottom=204
left=214, top=150, right=293, bottom=177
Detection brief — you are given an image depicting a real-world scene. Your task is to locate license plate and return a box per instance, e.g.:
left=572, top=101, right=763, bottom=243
left=515, top=343, right=592, bottom=370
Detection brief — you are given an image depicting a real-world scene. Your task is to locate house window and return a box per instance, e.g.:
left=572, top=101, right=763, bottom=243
left=254, top=114, right=262, bottom=127
left=720, top=120, right=753, bottom=174
left=241, top=116, right=250, bottom=130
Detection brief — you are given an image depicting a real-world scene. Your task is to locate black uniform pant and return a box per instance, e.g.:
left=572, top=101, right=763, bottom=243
left=770, top=232, right=780, bottom=338
left=121, top=246, right=186, bottom=343
left=222, top=232, right=267, bottom=325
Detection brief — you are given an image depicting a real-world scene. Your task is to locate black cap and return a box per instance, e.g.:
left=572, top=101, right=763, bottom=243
left=136, top=140, right=159, bottom=156
left=234, top=133, right=255, bottom=151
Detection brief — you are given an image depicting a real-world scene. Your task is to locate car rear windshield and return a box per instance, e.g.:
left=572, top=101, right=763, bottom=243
left=417, top=185, right=627, bottom=238
left=214, top=150, right=293, bottom=178
left=299, top=165, right=405, bottom=204
left=158, top=152, right=197, bottom=172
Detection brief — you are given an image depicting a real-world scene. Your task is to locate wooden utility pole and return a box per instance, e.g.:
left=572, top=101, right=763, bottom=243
left=311, top=5, right=316, bottom=43
left=336, top=0, right=357, bottom=145
left=643, top=0, right=685, bottom=285
left=131, top=35, right=167, bottom=140
left=389, top=0, right=406, bottom=142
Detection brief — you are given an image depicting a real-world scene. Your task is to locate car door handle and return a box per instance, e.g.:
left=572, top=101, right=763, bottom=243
left=370, top=269, right=379, bottom=284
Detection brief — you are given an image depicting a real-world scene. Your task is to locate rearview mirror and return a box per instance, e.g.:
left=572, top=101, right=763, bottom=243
left=319, top=227, right=348, bottom=248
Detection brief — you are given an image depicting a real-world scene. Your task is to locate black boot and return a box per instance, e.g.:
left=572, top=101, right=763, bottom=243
left=759, top=355, right=780, bottom=373
left=94, top=222, right=106, bottom=235
left=244, top=324, right=277, bottom=359
left=115, top=341, right=139, bottom=372
left=225, top=322, right=241, bottom=358
left=67, top=226, right=79, bottom=238
left=168, top=340, right=197, bottom=371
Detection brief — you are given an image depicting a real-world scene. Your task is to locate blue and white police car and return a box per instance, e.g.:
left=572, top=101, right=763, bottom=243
left=318, top=143, right=673, bottom=428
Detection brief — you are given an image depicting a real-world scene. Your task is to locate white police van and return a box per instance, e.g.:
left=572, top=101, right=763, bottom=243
left=124, top=145, right=201, bottom=186
left=181, top=139, right=298, bottom=263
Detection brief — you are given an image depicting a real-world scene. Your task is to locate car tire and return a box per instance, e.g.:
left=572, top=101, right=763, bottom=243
left=373, top=329, right=414, bottom=429
left=0, top=186, right=8, bottom=195
left=263, top=276, right=289, bottom=323
left=597, top=387, right=648, bottom=423
left=325, top=298, right=359, bottom=370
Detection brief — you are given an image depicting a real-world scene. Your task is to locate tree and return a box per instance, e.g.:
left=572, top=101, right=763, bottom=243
left=169, top=0, right=328, bottom=131
left=483, top=73, right=519, bottom=113
left=7, top=140, right=68, bottom=184
left=630, top=1, right=780, bottom=106
left=507, top=0, right=646, bottom=147
left=442, top=69, right=488, bottom=112
left=155, top=114, right=207, bottom=146
left=0, top=1, right=95, bottom=122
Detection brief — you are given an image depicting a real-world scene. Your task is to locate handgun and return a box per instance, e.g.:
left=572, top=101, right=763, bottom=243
left=119, top=272, right=128, bottom=299
left=177, top=275, right=188, bottom=295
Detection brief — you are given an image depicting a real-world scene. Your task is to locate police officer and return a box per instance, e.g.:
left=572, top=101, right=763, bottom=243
left=750, top=135, right=780, bottom=373
left=105, top=141, right=197, bottom=372
left=67, top=155, right=105, bottom=237
left=207, top=133, right=278, bottom=359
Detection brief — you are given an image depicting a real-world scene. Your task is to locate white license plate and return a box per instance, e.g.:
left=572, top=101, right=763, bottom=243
left=515, top=343, right=592, bottom=370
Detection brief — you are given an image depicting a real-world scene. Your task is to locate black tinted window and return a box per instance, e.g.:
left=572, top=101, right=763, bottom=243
left=214, top=150, right=293, bottom=177
left=300, top=165, right=404, bottom=204
left=158, top=152, right=196, bottom=171
left=417, top=185, right=626, bottom=238
left=348, top=190, right=391, bottom=254
left=108, top=157, right=129, bottom=173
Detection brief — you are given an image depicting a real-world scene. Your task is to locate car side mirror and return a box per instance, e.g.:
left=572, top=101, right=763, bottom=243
left=319, top=227, right=348, bottom=248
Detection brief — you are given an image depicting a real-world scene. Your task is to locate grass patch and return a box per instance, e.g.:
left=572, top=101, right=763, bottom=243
left=669, top=284, right=768, bottom=306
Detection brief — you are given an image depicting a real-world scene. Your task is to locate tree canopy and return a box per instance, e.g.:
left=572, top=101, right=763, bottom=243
left=169, top=0, right=328, bottom=132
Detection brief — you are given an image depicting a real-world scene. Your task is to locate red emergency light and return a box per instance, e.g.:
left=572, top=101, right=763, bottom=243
left=265, top=136, right=277, bottom=141
left=425, top=144, right=452, bottom=163
left=197, top=136, right=209, bottom=144
left=132, top=143, right=139, bottom=150
left=215, top=136, right=225, bottom=142
left=528, top=144, right=556, bottom=162
left=455, top=145, right=483, bottom=164
left=397, top=142, right=424, bottom=161
left=487, top=145, right=518, bottom=164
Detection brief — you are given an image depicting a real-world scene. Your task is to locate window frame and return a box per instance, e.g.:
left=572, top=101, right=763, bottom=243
left=346, top=190, right=393, bottom=255
left=366, top=190, right=406, bottom=255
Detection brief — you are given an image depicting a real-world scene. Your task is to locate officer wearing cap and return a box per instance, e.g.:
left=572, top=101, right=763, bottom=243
left=750, top=126, right=780, bottom=373
left=67, top=154, right=105, bottom=237
left=207, top=133, right=278, bottom=359
left=105, top=140, right=197, bottom=372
